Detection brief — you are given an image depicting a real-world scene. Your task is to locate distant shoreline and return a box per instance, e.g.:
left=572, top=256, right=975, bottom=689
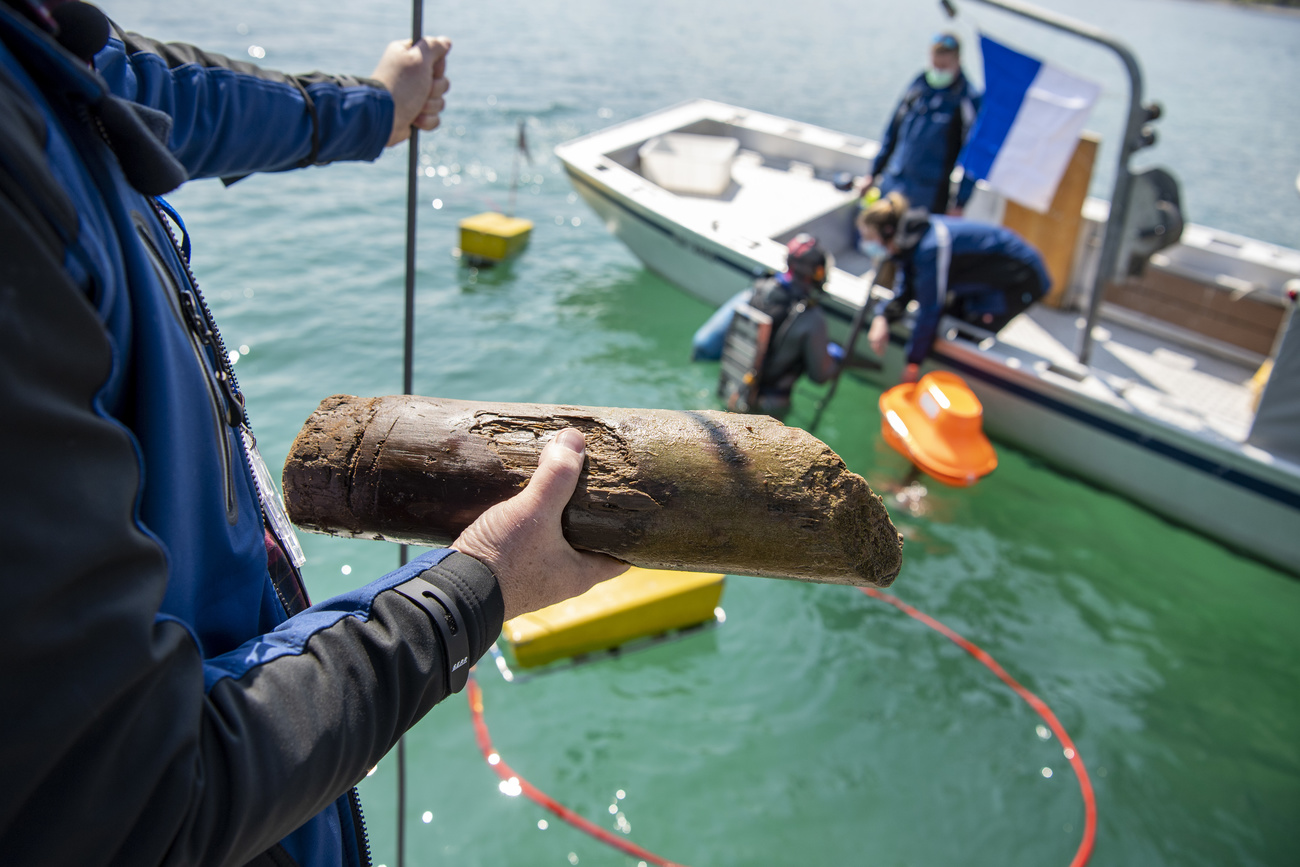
left=1204, top=0, right=1300, bottom=12
left=1179, top=0, right=1300, bottom=12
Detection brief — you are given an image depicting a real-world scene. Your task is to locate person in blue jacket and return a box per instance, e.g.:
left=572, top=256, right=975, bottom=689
left=857, top=192, right=1050, bottom=383
left=0, top=2, right=625, bottom=865
left=868, top=32, right=981, bottom=217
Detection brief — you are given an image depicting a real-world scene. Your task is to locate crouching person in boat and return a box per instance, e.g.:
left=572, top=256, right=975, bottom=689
left=857, top=192, right=1050, bottom=383
left=692, top=234, right=844, bottom=416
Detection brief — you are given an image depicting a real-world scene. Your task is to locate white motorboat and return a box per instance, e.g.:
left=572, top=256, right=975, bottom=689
left=555, top=98, right=1300, bottom=576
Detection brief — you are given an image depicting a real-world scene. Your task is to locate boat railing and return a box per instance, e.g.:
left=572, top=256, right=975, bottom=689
left=942, top=0, right=1165, bottom=366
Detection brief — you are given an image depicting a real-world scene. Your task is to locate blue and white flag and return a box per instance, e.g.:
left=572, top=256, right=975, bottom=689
left=960, top=35, right=1100, bottom=213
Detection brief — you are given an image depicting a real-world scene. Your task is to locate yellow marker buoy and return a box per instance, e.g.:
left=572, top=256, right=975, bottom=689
left=504, top=566, right=724, bottom=669
left=458, top=211, right=533, bottom=265
left=879, top=371, right=997, bottom=486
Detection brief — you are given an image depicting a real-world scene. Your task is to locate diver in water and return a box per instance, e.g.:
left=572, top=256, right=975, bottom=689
left=693, top=234, right=843, bottom=415
left=857, top=192, right=1050, bottom=383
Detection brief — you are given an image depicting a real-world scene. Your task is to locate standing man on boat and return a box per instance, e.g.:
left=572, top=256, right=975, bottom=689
left=0, top=2, right=625, bottom=865
left=857, top=192, right=1050, bottom=383
left=867, top=32, right=981, bottom=217
left=692, top=234, right=844, bottom=415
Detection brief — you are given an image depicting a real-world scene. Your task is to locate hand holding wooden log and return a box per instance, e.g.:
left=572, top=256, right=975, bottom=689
left=282, top=395, right=903, bottom=587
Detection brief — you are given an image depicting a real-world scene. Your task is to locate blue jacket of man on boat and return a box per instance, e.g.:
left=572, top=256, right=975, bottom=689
left=874, top=215, right=1051, bottom=367
left=0, top=4, right=514, bottom=866
left=872, top=69, right=980, bottom=215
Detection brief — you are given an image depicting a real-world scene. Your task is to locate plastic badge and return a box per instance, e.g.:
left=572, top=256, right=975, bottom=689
left=242, top=429, right=307, bottom=567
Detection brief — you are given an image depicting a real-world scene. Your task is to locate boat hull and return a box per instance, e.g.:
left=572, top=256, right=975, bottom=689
left=567, top=170, right=757, bottom=307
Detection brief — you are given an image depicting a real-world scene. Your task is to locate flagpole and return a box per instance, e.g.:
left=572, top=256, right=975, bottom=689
left=941, top=0, right=1159, bottom=365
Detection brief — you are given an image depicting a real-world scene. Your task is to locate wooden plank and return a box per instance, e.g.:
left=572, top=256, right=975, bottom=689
left=1140, top=270, right=1285, bottom=330
left=1105, top=270, right=1284, bottom=355
left=1003, top=133, right=1099, bottom=308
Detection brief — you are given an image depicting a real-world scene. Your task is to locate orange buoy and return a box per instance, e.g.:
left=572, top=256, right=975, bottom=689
left=878, top=371, right=997, bottom=486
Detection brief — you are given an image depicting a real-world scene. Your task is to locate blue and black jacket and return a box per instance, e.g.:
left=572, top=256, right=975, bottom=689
left=872, top=70, right=980, bottom=214
left=0, top=4, right=503, bottom=866
left=874, top=215, right=1051, bottom=366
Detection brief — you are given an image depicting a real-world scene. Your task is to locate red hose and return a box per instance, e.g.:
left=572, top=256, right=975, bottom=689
left=859, top=586, right=1096, bottom=867
left=468, top=588, right=1096, bottom=867
left=467, top=676, right=687, bottom=867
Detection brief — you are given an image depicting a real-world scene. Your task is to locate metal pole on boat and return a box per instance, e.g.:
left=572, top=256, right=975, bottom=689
left=942, top=0, right=1157, bottom=366
left=809, top=278, right=881, bottom=431
left=397, top=0, right=425, bottom=862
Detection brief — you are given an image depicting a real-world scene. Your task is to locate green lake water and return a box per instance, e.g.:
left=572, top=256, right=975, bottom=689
left=103, top=0, right=1300, bottom=863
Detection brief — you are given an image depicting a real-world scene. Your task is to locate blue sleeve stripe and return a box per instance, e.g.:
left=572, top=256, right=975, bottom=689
left=959, top=35, right=1041, bottom=181
left=202, top=548, right=453, bottom=690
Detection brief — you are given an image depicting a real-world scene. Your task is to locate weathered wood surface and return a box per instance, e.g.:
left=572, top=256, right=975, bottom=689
left=283, top=395, right=903, bottom=587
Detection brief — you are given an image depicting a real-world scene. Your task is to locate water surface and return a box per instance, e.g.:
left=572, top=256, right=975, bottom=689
left=101, top=0, right=1300, bottom=864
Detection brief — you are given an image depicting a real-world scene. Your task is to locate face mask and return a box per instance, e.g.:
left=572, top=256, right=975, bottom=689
left=859, top=239, right=889, bottom=261
left=926, top=66, right=956, bottom=89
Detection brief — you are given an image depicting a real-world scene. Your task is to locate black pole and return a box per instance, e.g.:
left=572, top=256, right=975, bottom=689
left=397, top=2, right=424, bottom=864
left=403, top=3, right=422, bottom=402
left=809, top=280, right=881, bottom=432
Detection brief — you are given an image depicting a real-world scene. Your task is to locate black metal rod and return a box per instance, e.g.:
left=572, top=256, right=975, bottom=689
left=397, top=2, right=424, bottom=863
left=403, top=13, right=422, bottom=400
left=810, top=280, right=880, bottom=431
left=947, top=0, right=1147, bottom=366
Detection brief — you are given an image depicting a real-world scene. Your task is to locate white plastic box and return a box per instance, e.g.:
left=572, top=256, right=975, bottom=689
left=638, top=133, right=740, bottom=196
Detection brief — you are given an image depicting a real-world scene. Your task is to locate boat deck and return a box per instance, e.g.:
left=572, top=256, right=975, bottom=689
left=653, top=150, right=859, bottom=249
left=1002, top=306, right=1260, bottom=444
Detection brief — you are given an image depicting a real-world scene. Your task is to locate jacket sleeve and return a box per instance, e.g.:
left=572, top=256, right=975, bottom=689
left=0, top=70, right=498, bottom=867
left=871, top=82, right=912, bottom=178
left=952, top=92, right=981, bottom=208
left=904, top=249, right=944, bottom=366
left=93, top=23, right=393, bottom=180
left=800, top=309, right=838, bottom=384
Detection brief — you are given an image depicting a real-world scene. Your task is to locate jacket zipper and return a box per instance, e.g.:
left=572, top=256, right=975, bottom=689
left=83, top=100, right=371, bottom=863
left=148, top=201, right=370, bottom=863
left=79, top=103, right=241, bottom=523
left=347, top=787, right=374, bottom=867
left=79, top=93, right=369, bottom=864
left=135, top=213, right=242, bottom=521
left=147, top=201, right=310, bottom=607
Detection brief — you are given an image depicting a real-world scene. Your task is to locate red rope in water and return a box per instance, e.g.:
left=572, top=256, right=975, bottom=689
left=466, top=676, right=687, bottom=867
left=858, top=586, right=1097, bottom=867
left=467, top=588, right=1096, bottom=867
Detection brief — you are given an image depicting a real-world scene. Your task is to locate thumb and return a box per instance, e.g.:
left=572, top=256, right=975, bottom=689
left=521, top=428, right=587, bottom=512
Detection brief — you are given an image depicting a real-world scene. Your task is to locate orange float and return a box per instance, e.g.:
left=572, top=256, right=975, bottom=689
left=879, top=371, right=997, bottom=486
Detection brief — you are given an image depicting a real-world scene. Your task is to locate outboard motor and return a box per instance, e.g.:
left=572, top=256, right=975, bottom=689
left=1116, top=165, right=1184, bottom=278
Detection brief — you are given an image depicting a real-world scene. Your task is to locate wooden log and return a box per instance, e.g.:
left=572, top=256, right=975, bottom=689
left=283, top=395, right=903, bottom=587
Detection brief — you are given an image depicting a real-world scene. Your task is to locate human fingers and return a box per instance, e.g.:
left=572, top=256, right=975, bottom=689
left=412, top=77, right=450, bottom=130
left=414, top=99, right=445, bottom=131
left=375, top=36, right=452, bottom=146
left=421, top=36, right=451, bottom=78
left=520, top=428, right=588, bottom=512
left=410, top=41, right=451, bottom=132
left=453, top=429, right=626, bottom=621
